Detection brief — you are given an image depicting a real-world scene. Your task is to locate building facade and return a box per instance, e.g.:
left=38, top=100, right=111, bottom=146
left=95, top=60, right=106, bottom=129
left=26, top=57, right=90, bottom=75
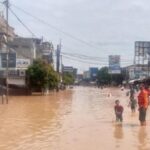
left=89, top=67, right=98, bottom=81
left=0, top=13, right=15, bottom=39
left=125, top=64, right=150, bottom=80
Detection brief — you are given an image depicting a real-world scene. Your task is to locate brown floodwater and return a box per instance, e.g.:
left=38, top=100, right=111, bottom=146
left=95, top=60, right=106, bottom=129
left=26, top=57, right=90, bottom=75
left=0, top=87, right=150, bottom=150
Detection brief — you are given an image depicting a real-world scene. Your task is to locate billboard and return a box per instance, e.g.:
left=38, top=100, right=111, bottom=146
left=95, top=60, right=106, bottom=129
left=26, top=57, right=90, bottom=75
left=16, top=59, right=30, bottom=68
left=63, top=66, right=74, bottom=73
left=0, top=53, right=16, bottom=68
left=109, top=55, right=121, bottom=74
left=89, top=67, right=98, bottom=79
left=135, top=41, right=150, bottom=56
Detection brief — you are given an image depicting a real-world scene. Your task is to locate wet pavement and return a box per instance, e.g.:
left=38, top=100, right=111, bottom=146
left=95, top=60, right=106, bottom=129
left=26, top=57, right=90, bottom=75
left=0, top=87, right=150, bottom=150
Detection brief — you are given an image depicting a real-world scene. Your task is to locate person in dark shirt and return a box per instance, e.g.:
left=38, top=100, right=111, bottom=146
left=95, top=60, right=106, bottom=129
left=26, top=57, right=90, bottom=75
left=114, top=100, right=124, bottom=122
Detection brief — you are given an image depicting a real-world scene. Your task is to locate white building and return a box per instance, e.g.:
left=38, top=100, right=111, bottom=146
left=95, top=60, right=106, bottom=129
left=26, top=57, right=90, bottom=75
left=125, top=64, right=150, bottom=80
left=83, top=71, right=90, bottom=80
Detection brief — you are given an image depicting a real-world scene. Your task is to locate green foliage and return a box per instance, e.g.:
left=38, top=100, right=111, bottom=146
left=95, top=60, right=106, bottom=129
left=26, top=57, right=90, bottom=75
left=97, top=67, right=111, bottom=85
left=26, top=59, right=59, bottom=90
left=62, top=72, right=75, bottom=85
left=97, top=67, right=125, bottom=85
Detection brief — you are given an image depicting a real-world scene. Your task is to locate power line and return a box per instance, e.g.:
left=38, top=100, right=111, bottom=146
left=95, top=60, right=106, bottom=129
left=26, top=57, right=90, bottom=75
left=6, top=2, right=133, bottom=67
left=61, top=52, right=133, bottom=63
left=61, top=45, right=134, bottom=61
left=62, top=54, right=132, bottom=66
left=10, top=3, right=103, bottom=49
left=62, top=55, right=107, bottom=65
left=8, top=2, right=135, bottom=64
left=9, top=7, right=36, bottom=37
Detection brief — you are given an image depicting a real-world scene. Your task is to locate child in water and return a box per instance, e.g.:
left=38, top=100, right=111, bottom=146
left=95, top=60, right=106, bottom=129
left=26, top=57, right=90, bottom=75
left=114, top=100, right=124, bottom=122
left=129, top=97, right=137, bottom=113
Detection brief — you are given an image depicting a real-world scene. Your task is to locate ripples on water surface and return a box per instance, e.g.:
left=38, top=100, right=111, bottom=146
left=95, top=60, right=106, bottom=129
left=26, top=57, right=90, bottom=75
left=0, top=87, right=150, bottom=150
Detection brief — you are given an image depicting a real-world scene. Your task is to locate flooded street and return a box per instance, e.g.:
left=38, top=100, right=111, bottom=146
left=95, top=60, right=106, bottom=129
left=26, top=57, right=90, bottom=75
left=0, top=87, right=150, bottom=150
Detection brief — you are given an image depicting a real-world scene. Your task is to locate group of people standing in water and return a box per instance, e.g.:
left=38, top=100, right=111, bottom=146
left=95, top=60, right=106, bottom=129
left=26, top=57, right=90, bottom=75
left=114, top=84, right=150, bottom=126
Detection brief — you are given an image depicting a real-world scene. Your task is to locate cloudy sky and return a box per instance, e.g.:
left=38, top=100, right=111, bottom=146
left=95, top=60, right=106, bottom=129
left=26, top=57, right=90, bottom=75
left=1, top=0, right=150, bottom=72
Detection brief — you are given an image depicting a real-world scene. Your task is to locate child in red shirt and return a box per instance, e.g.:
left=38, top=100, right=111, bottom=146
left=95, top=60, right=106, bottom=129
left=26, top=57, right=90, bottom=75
left=114, top=100, right=124, bottom=122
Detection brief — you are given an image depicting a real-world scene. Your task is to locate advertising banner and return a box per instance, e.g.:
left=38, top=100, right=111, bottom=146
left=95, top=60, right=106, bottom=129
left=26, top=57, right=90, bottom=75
left=16, top=59, right=30, bottom=68
left=135, top=41, right=150, bottom=56
left=109, top=55, right=121, bottom=74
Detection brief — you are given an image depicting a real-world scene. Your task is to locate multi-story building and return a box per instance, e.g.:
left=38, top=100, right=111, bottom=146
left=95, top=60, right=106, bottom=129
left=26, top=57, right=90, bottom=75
left=38, top=42, right=54, bottom=65
left=0, top=13, right=15, bottom=40
left=9, top=37, right=42, bottom=61
left=9, top=37, right=54, bottom=65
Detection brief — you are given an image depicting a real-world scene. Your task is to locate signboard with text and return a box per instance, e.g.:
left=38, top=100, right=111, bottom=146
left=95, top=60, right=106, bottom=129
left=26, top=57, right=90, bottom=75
left=109, top=55, right=121, bottom=74
left=16, top=59, right=30, bottom=68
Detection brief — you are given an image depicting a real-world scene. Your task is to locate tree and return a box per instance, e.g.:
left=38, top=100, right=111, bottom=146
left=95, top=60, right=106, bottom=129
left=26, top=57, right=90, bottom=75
left=97, top=67, right=125, bottom=86
left=97, top=67, right=111, bottom=85
left=62, top=72, right=75, bottom=85
left=26, top=59, right=59, bottom=92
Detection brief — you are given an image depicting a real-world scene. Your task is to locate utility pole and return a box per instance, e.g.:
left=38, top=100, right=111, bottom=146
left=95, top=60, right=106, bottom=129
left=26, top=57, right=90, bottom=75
left=56, top=44, right=60, bottom=73
left=60, top=54, right=63, bottom=73
left=56, top=41, right=61, bottom=92
left=56, top=40, right=61, bottom=73
left=3, top=0, right=9, bottom=103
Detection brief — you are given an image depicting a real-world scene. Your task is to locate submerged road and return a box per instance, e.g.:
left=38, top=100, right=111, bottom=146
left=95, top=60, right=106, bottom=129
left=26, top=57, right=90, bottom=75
left=0, top=87, right=150, bottom=150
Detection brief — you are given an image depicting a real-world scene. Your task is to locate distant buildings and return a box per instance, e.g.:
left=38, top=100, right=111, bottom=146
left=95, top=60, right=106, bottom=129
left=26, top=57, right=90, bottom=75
left=76, top=74, right=83, bottom=81
left=62, top=66, right=78, bottom=79
left=83, top=67, right=98, bottom=81
left=89, top=67, right=98, bottom=81
left=123, top=41, right=150, bottom=80
left=124, top=64, right=150, bottom=80
left=83, top=71, right=90, bottom=80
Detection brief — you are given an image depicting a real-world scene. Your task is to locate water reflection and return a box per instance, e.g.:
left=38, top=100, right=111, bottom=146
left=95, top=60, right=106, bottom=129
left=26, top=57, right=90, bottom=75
left=114, top=124, right=124, bottom=140
left=138, top=127, right=147, bottom=150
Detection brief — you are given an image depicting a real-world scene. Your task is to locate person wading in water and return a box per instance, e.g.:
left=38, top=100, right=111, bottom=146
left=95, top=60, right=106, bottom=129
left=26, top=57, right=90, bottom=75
left=114, top=100, right=124, bottom=123
left=138, top=86, right=149, bottom=126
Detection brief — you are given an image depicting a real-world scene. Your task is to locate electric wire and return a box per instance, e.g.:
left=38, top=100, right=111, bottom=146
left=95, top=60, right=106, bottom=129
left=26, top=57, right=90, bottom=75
left=62, top=52, right=133, bottom=62
left=10, top=3, right=106, bottom=49
left=9, top=2, right=134, bottom=65
left=61, top=52, right=133, bottom=63
left=62, top=54, right=132, bottom=66
left=2, top=2, right=134, bottom=67
left=9, top=7, right=36, bottom=37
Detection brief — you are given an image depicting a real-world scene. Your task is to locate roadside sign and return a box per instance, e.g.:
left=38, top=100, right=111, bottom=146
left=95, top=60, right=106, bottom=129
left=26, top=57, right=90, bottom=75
left=16, top=59, right=30, bottom=68
left=108, top=55, right=121, bottom=74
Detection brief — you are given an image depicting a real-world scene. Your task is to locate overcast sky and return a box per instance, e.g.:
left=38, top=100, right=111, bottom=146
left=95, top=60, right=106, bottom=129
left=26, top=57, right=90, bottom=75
left=1, top=0, right=150, bottom=73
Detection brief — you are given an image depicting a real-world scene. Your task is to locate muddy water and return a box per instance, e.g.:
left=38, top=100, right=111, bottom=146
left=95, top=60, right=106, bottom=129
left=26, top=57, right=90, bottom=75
left=0, top=87, right=150, bottom=150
